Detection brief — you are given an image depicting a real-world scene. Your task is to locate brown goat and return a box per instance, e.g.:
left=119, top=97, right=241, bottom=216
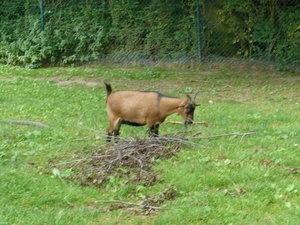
left=104, top=82, right=199, bottom=142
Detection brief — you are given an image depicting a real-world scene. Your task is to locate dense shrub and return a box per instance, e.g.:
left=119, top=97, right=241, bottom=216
left=219, top=0, right=300, bottom=67
left=0, top=0, right=299, bottom=68
left=0, top=1, right=108, bottom=68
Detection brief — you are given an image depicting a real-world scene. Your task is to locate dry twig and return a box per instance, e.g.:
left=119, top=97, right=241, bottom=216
left=165, top=120, right=210, bottom=127
left=92, top=186, right=177, bottom=214
left=95, top=199, right=164, bottom=210
left=202, top=132, right=255, bottom=139
left=1, top=119, right=49, bottom=128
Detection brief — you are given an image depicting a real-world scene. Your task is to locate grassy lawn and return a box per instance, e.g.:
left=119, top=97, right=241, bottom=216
left=0, top=62, right=299, bottom=224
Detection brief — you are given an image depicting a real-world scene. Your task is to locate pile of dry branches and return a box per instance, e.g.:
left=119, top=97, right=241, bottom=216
left=56, top=130, right=254, bottom=187
left=76, top=135, right=190, bottom=187
left=52, top=130, right=254, bottom=214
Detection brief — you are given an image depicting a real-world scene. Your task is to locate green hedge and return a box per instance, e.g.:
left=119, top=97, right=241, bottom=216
left=0, top=0, right=299, bottom=68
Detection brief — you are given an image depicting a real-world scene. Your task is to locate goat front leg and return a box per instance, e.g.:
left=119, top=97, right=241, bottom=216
left=106, top=127, right=113, bottom=143
left=107, top=119, right=120, bottom=143
left=149, top=124, right=159, bottom=137
left=106, top=130, right=112, bottom=143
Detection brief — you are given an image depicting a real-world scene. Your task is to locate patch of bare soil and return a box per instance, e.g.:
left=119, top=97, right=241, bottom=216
left=281, top=77, right=300, bottom=82
left=32, top=74, right=198, bottom=93
left=34, top=75, right=101, bottom=87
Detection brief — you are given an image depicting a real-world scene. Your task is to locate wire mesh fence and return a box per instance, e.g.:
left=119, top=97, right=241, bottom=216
left=0, top=0, right=299, bottom=69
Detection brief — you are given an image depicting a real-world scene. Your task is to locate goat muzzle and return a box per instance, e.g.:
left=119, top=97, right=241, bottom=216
left=183, top=119, right=193, bottom=129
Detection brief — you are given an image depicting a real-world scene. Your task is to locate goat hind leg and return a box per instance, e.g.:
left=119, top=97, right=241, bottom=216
left=113, top=129, right=120, bottom=142
left=113, top=119, right=122, bottom=142
left=106, top=122, right=116, bottom=143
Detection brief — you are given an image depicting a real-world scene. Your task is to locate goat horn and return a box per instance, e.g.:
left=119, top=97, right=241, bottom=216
left=194, top=91, right=200, bottom=101
left=186, top=95, right=192, bottom=101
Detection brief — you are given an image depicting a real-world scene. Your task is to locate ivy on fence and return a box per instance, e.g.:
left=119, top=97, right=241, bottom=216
left=0, top=0, right=299, bottom=68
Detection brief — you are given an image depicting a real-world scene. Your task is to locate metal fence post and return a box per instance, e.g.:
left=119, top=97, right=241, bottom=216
left=196, top=0, right=201, bottom=61
left=40, top=0, right=45, bottom=30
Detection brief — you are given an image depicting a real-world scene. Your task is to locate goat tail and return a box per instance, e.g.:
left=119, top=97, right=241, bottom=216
left=104, top=82, right=112, bottom=95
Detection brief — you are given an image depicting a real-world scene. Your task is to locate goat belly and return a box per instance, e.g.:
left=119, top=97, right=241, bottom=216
left=121, top=119, right=145, bottom=126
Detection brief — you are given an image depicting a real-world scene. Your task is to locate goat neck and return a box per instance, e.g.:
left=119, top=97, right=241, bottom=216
left=159, top=96, right=187, bottom=115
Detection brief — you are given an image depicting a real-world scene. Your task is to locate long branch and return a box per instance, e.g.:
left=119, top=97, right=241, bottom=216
left=0, top=119, right=49, bottom=128
left=165, top=120, right=210, bottom=127
left=202, top=132, right=255, bottom=139
left=95, top=199, right=164, bottom=210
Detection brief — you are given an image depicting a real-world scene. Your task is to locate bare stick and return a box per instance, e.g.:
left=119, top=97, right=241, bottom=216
left=50, top=158, right=90, bottom=167
left=165, top=120, right=209, bottom=127
left=1, top=119, right=49, bottom=128
left=202, top=132, right=255, bottom=139
left=64, top=197, right=75, bottom=207
left=70, top=138, right=104, bottom=142
left=95, top=199, right=164, bottom=210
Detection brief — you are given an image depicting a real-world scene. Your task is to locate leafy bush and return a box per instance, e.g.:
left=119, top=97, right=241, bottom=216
left=0, top=1, right=108, bottom=68
left=0, top=0, right=299, bottom=68
left=219, top=0, right=300, bottom=67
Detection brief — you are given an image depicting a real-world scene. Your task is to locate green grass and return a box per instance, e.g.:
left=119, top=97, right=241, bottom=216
left=0, top=63, right=300, bottom=224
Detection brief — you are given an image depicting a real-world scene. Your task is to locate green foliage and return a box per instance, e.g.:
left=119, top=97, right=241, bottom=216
left=0, top=0, right=299, bottom=68
left=0, top=0, right=108, bottom=68
left=218, top=0, right=300, bottom=67
left=108, top=0, right=197, bottom=60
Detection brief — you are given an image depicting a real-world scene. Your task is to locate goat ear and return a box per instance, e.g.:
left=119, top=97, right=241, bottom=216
left=179, top=100, right=187, bottom=108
